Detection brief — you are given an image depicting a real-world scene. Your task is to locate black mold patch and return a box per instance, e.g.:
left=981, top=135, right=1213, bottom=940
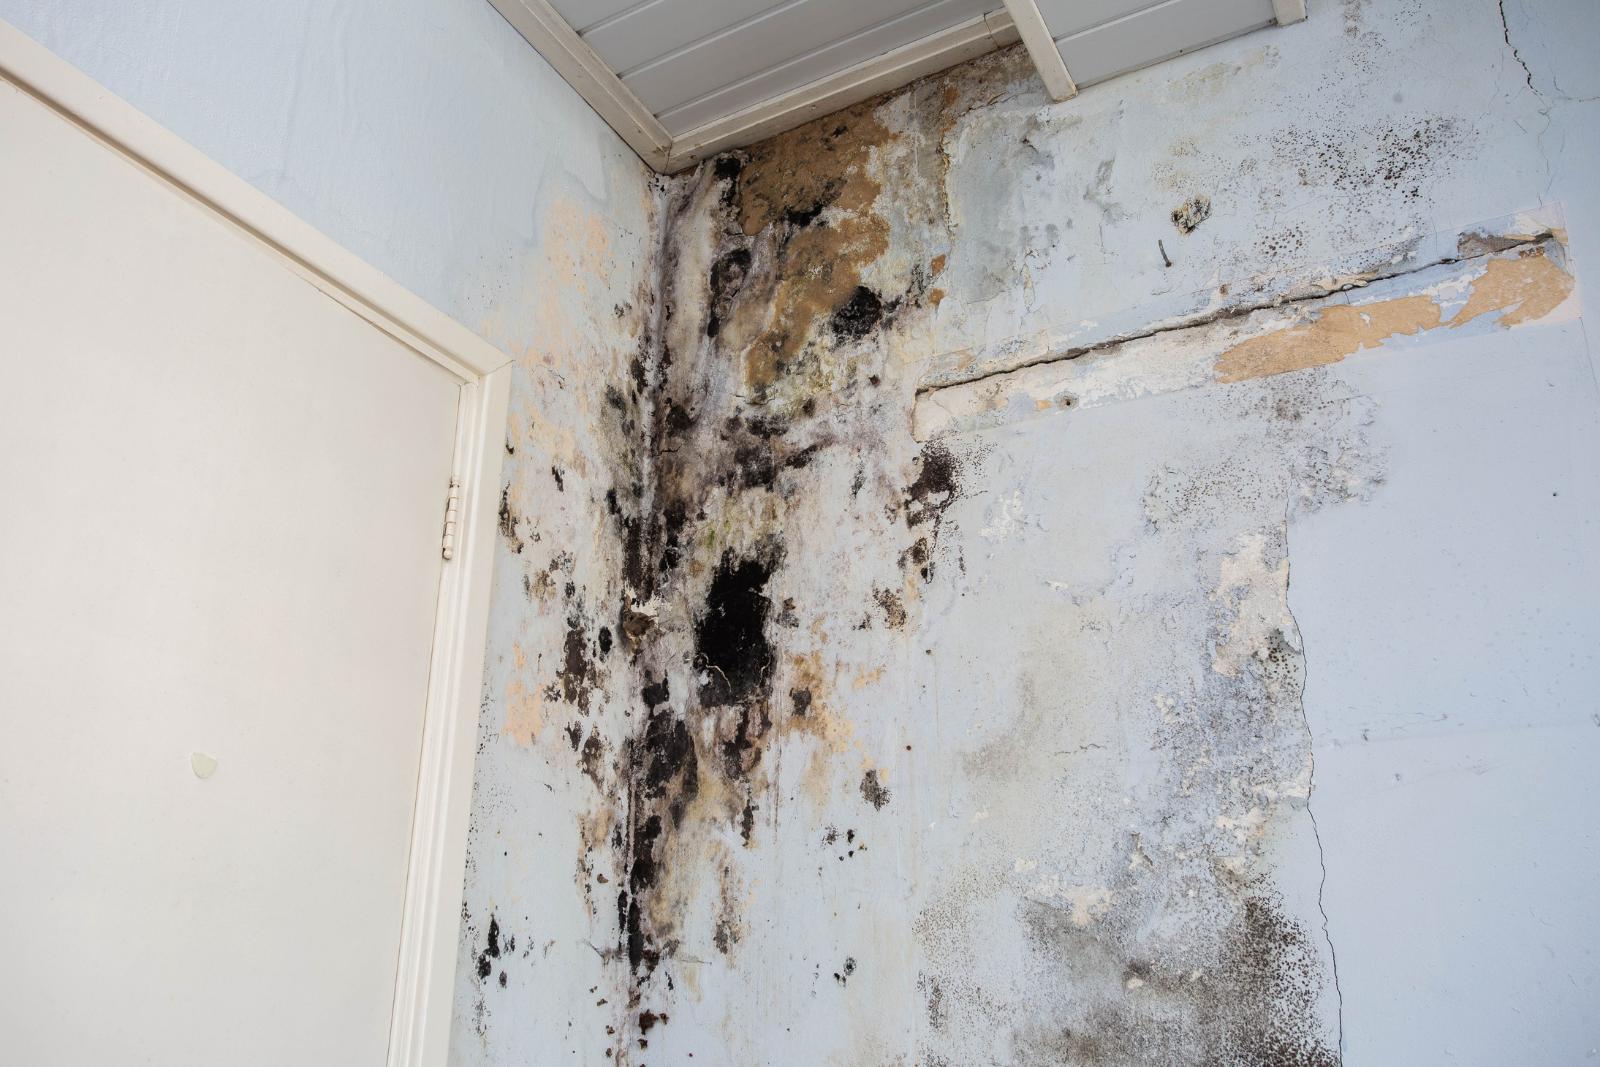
left=475, top=913, right=502, bottom=983
left=695, top=551, right=778, bottom=707
left=706, top=248, right=752, bottom=339
left=639, top=708, right=698, bottom=811
left=830, top=285, right=885, bottom=343
left=579, top=731, right=606, bottom=788
left=860, top=769, right=891, bottom=809
left=905, top=442, right=962, bottom=527
left=874, top=587, right=907, bottom=629
left=641, top=673, right=670, bottom=709
left=559, top=618, right=600, bottom=712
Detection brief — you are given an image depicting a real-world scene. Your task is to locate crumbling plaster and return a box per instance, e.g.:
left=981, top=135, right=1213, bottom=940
left=458, top=0, right=1597, bottom=1063
left=10, top=0, right=1594, bottom=1064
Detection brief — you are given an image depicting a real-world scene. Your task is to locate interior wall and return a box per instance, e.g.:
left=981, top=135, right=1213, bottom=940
left=11, top=1, right=1597, bottom=1065
left=508, top=0, right=1597, bottom=1064
left=0, top=2, right=665, bottom=1061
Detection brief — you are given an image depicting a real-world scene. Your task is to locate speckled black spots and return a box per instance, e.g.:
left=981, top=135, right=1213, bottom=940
left=906, top=443, right=961, bottom=527
left=1172, top=195, right=1212, bottom=235
left=597, top=626, right=613, bottom=656
left=833, top=957, right=857, bottom=985
left=900, top=536, right=932, bottom=581
left=790, top=687, right=812, bottom=716
left=860, top=769, right=891, bottom=809
left=900, top=441, right=965, bottom=583
left=830, top=285, right=885, bottom=343
left=706, top=248, right=752, bottom=339
left=639, top=1010, right=668, bottom=1032
left=550, top=465, right=565, bottom=491
left=874, top=587, right=907, bottom=628
left=565, top=721, right=583, bottom=752
left=1019, top=889, right=1338, bottom=1067
left=695, top=551, right=778, bottom=707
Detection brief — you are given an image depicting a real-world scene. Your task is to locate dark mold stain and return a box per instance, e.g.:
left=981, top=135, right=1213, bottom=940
left=497, top=488, right=523, bottom=554
left=559, top=618, right=601, bottom=712
left=695, top=550, right=778, bottom=707
left=874, top=586, right=907, bottom=629
left=829, top=285, right=886, bottom=343
left=474, top=913, right=502, bottom=983
left=859, top=768, right=892, bottom=810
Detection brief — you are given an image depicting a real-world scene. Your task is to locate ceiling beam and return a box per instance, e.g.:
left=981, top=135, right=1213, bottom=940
left=1271, top=0, right=1308, bottom=24
left=488, top=0, right=673, bottom=171
left=1001, top=0, right=1077, bottom=101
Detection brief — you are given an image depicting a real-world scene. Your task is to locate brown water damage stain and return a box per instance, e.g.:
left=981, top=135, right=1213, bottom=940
left=586, top=58, right=1005, bottom=1062
left=716, top=102, right=894, bottom=395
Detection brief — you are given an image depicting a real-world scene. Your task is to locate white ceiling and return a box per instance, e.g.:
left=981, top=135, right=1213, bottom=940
left=489, top=0, right=1302, bottom=172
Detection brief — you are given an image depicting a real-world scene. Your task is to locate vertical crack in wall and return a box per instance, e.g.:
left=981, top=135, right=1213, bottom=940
left=1283, top=500, right=1347, bottom=1063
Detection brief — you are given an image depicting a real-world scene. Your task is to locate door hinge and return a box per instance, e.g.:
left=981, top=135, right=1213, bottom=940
left=441, top=478, right=461, bottom=561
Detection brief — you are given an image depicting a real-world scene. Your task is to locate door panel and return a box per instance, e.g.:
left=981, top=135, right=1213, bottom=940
left=0, top=72, right=460, bottom=1066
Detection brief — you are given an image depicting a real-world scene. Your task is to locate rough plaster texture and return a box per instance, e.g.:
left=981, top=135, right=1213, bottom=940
left=11, top=0, right=1598, bottom=1064
left=470, top=1, right=1595, bottom=1063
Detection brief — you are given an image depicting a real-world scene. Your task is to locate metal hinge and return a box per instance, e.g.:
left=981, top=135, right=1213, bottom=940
left=441, top=478, right=461, bottom=560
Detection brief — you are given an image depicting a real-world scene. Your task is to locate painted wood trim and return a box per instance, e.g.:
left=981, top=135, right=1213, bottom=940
left=487, top=0, right=673, bottom=170
left=1001, top=0, right=1078, bottom=101
left=0, top=20, right=509, bottom=382
left=387, top=368, right=512, bottom=1067
left=665, top=9, right=1021, bottom=172
left=1271, top=0, right=1308, bottom=24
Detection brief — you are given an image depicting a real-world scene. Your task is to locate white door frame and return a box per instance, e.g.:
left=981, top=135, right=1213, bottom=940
left=0, top=22, right=508, bottom=1067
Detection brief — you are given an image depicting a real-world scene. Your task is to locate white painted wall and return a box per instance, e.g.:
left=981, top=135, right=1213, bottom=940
left=0, top=0, right=649, bottom=350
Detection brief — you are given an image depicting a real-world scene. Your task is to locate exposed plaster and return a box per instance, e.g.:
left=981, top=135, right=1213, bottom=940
left=441, top=0, right=1600, bottom=1062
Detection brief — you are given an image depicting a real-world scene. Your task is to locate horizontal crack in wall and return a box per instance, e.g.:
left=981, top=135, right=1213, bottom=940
left=914, top=226, right=1572, bottom=440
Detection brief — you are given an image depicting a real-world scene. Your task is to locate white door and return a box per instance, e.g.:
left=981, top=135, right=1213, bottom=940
left=0, top=65, right=463, bottom=1066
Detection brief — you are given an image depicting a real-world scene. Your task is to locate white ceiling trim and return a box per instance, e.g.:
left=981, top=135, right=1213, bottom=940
left=489, top=0, right=1306, bottom=175
left=666, top=10, right=1018, bottom=171
left=1001, top=0, right=1077, bottom=101
left=490, top=0, right=1018, bottom=174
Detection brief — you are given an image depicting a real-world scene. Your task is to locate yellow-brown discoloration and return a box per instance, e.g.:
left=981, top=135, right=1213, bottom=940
left=1216, top=296, right=1442, bottom=383
left=1217, top=243, right=1573, bottom=384
left=727, top=104, right=894, bottom=392
left=1451, top=245, right=1574, bottom=329
left=503, top=675, right=550, bottom=746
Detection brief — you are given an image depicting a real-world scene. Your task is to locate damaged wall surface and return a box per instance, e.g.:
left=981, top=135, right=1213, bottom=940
left=20, top=0, right=1594, bottom=1064
left=452, top=0, right=1598, bottom=1063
